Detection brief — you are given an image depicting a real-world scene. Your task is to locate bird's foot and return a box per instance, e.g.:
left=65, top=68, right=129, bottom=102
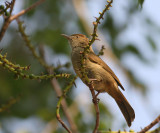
left=92, top=97, right=100, bottom=104
left=92, top=92, right=100, bottom=104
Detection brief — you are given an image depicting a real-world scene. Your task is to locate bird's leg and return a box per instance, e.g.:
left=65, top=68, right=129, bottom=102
left=88, top=78, right=96, bottom=86
left=92, top=92, right=100, bottom=104
left=89, top=79, right=101, bottom=104
left=95, top=92, right=100, bottom=98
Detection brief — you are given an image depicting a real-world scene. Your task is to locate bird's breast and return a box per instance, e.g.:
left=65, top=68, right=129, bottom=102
left=71, top=51, right=84, bottom=77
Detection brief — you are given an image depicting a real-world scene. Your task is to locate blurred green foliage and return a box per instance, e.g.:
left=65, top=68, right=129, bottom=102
left=138, top=0, right=145, bottom=9
left=0, top=0, right=157, bottom=132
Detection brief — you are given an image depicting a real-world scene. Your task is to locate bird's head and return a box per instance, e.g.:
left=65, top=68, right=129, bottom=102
left=61, top=34, right=89, bottom=49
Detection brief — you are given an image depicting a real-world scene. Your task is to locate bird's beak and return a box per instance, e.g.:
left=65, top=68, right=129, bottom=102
left=61, top=34, right=71, bottom=40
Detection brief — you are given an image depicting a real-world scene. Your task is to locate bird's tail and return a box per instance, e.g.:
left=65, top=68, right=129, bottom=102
left=114, top=90, right=135, bottom=127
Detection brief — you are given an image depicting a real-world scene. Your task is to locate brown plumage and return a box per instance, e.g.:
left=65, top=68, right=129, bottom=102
left=62, top=33, right=135, bottom=127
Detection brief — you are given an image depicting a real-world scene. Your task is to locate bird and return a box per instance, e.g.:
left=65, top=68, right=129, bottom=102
left=61, top=33, right=135, bottom=127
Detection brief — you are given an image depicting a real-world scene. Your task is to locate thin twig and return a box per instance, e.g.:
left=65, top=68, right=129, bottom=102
left=0, top=60, right=70, bottom=80
left=89, top=0, right=113, bottom=46
left=56, top=98, right=72, bottom=133
left=9, top=0, right=16, bottom=15
left=0, top=0, right=16, bottom=42
left=51, top=78, right=78, bottom=133
left=88, top=84, right=100, bottom=133
left=9, top=0, right=45, bottom=21
left=97, top=45, right=105, bottom=56
left=0, top=0, right=45, bottom=42
left=56, top=77, right=77, bottom=133
left=76, top=36, right=100, bottom=133
left=16, top=19, right=49, bottom=69
left=138, top=115, right=160, bottom=133
left=0, top=52, right=30, bottom=71
left=0, top=51, right=70, bottom=80
left=39, top=45, right=78, bottom=133
left=56, top=114, right=72, bottom=133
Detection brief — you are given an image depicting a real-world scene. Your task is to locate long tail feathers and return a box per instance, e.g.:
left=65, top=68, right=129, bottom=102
left=115, top=91, right=135, bottom=127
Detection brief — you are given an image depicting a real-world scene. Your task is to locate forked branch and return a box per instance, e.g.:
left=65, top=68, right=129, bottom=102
left=0, top=0, right=45, bottom=42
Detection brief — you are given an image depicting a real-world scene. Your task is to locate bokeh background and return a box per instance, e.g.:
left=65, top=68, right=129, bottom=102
left=0, top=0, right=160, bottom=133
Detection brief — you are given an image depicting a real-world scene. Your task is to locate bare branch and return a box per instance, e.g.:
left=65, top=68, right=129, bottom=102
left=138, top=115, right=160, bottom=133
left=0, top=0, right=45, bottom=42
left=10, top=0, right=45, bottom=21
left=0, top=0, right=16, bottom=42
left=39, top=45, right=78, bottom=133
left=56, top=77, right=77, bottom=133
left=9, top=0, right=16, bottom=15
left=88, top=84, right=100, bottom=133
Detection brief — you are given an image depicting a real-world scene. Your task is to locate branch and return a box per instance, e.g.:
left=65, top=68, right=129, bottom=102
left=0, top=60, right=70, bottom=80
left=16, top=19, right=49, bottom=69
left=75, top=1, right=113, bottom=132
left=0, top=52, right=70, bottom=80
left=17, top=22, right=77, bottom=132
left=0, top=0, right=16, bottom=42
left=66, top=1, right=113, bottom=132
left=10, top=0, right=45, bottom=21
left=78, top=45, right=100, bottom=133
left=97, top=127, right=160, bottom=133
left=138, top=115, right=160, bottom=133
left=16, top=17, right=78, bottom=131
left=0, top=0, right=45, bottom=42
left=97, top=131, right=136, bottom=133
left=97, top=45, right=105, bottom=56
left=151, top=127, right=160, bottom=133
left=76, top=38, right=100, bottom=133
left=0, top=51, right=30, bottom=71
left=39, top=45, right=78, bottom=133
left=89, top=0, right=113, bottom=46
left=56, top=77, right=77, bottom=133
left=78, top=0, right=114, bottom=84
left=88, top=84, right=100, bottom=133
left=9, top=0, right=16, bottom=15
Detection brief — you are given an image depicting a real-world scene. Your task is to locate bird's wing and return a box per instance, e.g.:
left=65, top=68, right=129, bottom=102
left=88, top=52, right=125, bottom=91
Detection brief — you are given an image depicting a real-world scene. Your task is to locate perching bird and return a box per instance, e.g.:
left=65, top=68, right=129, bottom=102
left=62, top=33, right=135, bottom=127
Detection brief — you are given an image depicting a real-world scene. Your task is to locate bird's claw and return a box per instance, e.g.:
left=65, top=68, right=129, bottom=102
left=92, top=97, right=100, bottom=104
